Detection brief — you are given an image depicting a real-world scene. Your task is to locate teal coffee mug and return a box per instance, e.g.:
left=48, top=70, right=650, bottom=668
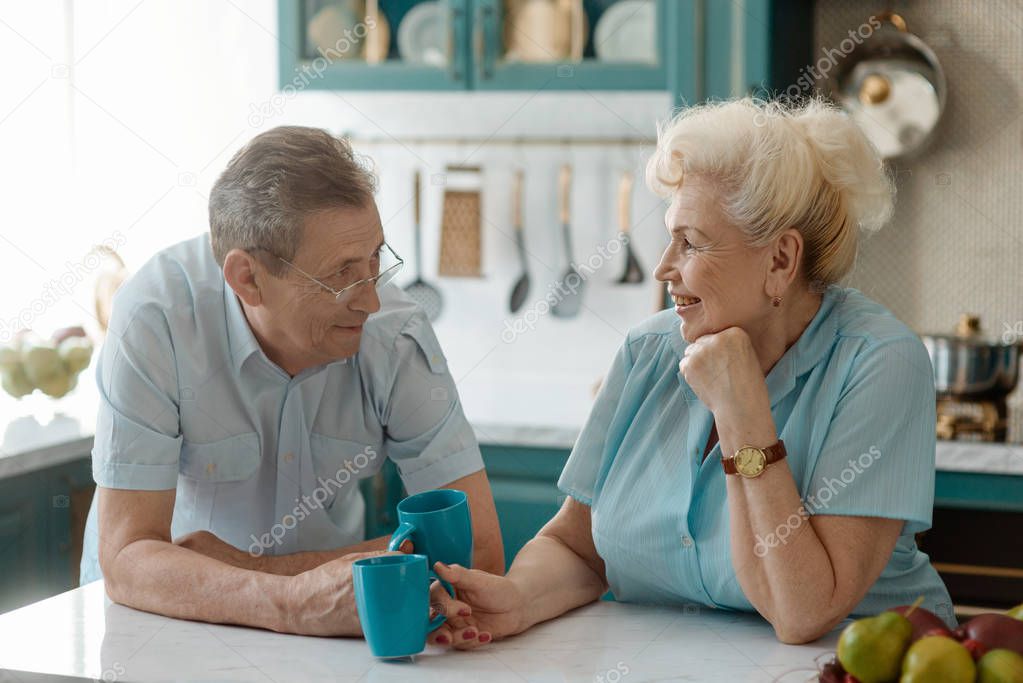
left=353, top=554, right=453, bottom=658
left=387, top=489, right=473, bottom=569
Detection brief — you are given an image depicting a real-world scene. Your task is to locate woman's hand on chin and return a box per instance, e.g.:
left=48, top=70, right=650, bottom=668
left=678, top=325, right=769, bottom=420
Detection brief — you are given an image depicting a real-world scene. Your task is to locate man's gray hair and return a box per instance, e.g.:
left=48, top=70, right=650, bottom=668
left=209, top=126, right=377, bottom=275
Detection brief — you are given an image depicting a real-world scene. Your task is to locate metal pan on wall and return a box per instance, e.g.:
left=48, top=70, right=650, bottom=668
left=829, top=11, right=947, bottom=160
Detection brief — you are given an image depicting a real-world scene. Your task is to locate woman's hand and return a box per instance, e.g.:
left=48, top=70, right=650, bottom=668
left=427, top=562, right=527, bottom=650
left=678, top=325, right=770, bottom=421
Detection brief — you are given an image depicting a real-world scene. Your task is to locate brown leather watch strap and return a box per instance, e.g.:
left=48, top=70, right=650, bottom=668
left=721, top=440, right=787, bottom=475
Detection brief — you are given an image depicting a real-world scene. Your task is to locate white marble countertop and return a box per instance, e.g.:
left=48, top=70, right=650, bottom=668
left=0, top=581, right=842, bottom=683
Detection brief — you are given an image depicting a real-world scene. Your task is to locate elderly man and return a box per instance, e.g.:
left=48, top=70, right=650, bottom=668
left=79, top=126, right=503, bottom=637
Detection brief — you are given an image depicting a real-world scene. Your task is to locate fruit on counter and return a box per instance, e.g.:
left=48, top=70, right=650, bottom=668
left=51, top=326, right=87, bottom=344
left=965, top=638, right=991, bottom=661
left=22, top=344, right=62, bottom=385
left=58, top=336, right=93, bottom=374
left=956, top=615, right=1023, bottom=656
left=35, top=368, right=77, bottom=398
left=0, top=347, right=20, bottom=372
left=838, top=611, right=912, bottom=682
left=900, top=635, right=976, bottom=682
left=889, top=605, right=953, bottom=642
left=1007, top=605, right=1023, bottom=621
left=0, top=330, right=93, bottom=399
left=977, top=649, right=1023, bottom=683
left=817, top=657, right=847, bottom=683
left=1, top=364, right=34, bottom=398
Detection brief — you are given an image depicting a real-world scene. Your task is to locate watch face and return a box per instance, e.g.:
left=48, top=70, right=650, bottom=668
left=734, top=447, right=767, bottom=477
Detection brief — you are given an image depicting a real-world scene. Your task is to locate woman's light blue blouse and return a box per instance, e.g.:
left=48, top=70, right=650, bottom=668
left=558, top=286, right=954, bottom=625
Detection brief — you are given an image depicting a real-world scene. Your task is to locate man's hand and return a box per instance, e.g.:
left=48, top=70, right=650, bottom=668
left=282, top=550, right=401, bottom=636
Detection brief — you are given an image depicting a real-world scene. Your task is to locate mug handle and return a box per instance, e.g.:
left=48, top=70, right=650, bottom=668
left=427, top=571, right=456, bottom=632
left=388, top=522, right=415, bottom=552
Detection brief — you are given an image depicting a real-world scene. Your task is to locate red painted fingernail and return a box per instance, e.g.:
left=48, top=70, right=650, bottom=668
left=479, top=633, right=491, bottom=643
left=436, top=634, right=450, bottom=645
left=462, top=629, right=477, bottom=640
left=458, top=608, right=471, bottom=617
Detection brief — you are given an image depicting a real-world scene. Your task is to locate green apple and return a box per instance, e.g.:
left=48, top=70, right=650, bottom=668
left=58, top=336, right=93, bottom=374
left=1, top=364, right=35, bottom=398
left=36, top=369, right=76, bottom=398
left=22, top=344, right=62, bottom=385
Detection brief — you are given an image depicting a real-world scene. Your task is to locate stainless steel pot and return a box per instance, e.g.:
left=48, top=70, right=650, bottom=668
left=921, top=315, right=1022, bottom=399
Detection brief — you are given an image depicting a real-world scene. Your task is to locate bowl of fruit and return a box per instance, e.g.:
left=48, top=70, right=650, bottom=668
left=0, top=327, right=94, bottom=400
left=816, top=599, right=1023, bottom=682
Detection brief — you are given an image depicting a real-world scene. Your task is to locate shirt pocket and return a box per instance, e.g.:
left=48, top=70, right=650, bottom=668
left=309, top=434, right=382, bottom=510
left=178, top=432, right=260, bottom=529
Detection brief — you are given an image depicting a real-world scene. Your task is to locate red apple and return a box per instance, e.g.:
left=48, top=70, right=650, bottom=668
left=889, top=605, right=952, bottom=643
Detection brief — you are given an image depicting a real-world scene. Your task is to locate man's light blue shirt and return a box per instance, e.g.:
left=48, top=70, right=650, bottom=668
left=559, top=286, right=954, bottom=624
left=81, top=235, right=483, bottom=582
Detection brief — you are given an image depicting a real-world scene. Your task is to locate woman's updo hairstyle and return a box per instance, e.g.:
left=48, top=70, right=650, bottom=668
left=645, top=97, right=894, bottom=286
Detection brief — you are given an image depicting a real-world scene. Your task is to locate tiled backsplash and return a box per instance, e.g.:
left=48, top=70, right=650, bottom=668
left=815, top=0, right=1023, bottom=441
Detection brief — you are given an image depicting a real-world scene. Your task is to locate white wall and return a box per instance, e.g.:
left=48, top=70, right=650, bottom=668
left=1, top=1, right=674, bottom=431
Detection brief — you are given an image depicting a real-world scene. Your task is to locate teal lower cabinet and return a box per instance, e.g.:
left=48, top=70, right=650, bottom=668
left=480, top=445, right=570, bottom=571
left=927, top=470, right=1023, bottom=611
left=0, top=457, right=94, bottom=614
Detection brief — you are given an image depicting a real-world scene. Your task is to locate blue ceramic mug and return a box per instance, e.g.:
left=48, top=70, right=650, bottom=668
left=387, top=489, right=473, bottom=569
left=353, top=554, right=453, bottom=658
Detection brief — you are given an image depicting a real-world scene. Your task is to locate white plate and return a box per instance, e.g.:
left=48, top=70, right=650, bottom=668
left=398, top=2, right=449, bottom=67
left=594, top=0, right=657, bottom=63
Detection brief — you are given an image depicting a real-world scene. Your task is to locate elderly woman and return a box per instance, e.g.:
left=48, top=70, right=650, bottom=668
left=431, top=97, right=952, bottom=647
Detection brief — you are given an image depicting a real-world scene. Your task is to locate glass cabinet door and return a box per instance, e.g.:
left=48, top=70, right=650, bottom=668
left=472, top=0, right=677, bottom=90
left=278, top=0, right=471, bottom=90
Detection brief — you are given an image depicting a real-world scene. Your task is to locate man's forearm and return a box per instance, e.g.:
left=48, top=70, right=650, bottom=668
left=176, top=531, right=390, bottom=575
left=104, top=538, right=304, bottom=632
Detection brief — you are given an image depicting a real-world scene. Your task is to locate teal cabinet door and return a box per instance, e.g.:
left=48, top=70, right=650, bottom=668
left=278, top=0, right=472, bottom=91
left=700, top=0, right=814, bottom=104
left=0, top=473, right=46, bottom=613
left=0, top=457, right=94, bottom=614
left=472, top=0, right=695, bottom=95
left=481, top=445, right=569, bottom=570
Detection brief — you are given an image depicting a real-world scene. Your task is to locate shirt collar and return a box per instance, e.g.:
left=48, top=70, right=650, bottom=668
left=762, top=285, right=841, bottom=406
left=673, top=286, right=842, bottom=407
left=223, top=281, right=262, bottom=372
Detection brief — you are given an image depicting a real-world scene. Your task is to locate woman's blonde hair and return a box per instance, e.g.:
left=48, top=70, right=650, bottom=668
left=645, top=97, right=894, bottom=286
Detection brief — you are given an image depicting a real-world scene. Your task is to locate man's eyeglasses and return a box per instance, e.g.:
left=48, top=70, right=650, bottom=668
left=272, top=242, right=404, bottom=303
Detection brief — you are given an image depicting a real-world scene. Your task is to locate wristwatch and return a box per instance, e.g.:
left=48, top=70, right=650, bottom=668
left=722, top=440, right=787, bottom=478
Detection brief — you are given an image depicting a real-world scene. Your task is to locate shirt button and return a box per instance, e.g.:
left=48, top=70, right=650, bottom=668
left=205, top=462, right=216, bottom=476
left=283, top=452, right=295, bottom=463
left=681, top=535, right=694, bottom=548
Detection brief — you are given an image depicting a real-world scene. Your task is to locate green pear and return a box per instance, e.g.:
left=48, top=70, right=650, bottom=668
left=978, top=649, right=1023, bottom=683
left=838, top=611, right=913, bottom=683
left=901, top=635, right=976, bottom=683
left=1007, top=604, right=1023, bottom=621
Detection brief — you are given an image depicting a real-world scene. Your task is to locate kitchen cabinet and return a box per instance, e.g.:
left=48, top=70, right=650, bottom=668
left=277, top=0, right=813, bottom=101
left=0, top=457, right=93, bottom=614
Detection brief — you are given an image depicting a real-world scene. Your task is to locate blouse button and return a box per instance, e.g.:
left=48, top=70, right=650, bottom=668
left=283, top=452, right=295, bottom=463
